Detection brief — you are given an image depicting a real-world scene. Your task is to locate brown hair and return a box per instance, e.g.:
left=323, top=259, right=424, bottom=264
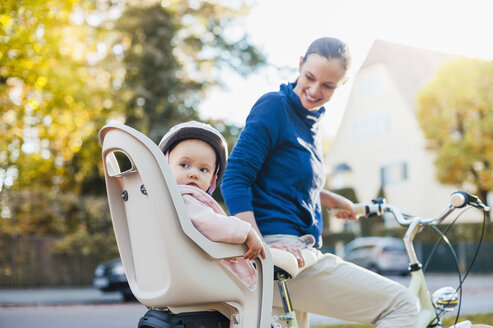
left=303, top=37, right=351, bottom=71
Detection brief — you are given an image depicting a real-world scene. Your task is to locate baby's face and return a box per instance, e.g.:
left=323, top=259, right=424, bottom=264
left=168, top=139, right=216, bottom=192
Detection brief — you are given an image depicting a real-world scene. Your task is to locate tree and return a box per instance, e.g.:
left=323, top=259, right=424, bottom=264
left=416, top=57, right=493, bottom=206
left=0, top=0, right=264, bottom=254
left=0, top=0, right=113, bottom=234
left=110, top=1, right=264, bottom=142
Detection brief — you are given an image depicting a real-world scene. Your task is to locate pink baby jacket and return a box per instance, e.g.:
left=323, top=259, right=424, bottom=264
left=179, top=185, right=257, bottom=289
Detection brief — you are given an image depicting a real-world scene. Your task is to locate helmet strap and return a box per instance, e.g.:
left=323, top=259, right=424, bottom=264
left=207, top=163, right=220, bottom=194
left=207, top=175, right=217, bottom=194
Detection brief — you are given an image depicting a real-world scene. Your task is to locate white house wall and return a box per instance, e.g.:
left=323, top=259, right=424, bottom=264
left=327, top=61, right=471, bottom=229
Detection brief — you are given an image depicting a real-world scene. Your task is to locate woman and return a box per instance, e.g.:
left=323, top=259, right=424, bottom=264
left=221, top=37, right=418, bottom=327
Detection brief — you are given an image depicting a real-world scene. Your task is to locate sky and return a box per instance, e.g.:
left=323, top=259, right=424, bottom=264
left=199, top=0, right=493, bottom=137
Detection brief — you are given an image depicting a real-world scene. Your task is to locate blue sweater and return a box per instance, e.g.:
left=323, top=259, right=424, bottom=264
left=221, top=83, right=326, bottom=248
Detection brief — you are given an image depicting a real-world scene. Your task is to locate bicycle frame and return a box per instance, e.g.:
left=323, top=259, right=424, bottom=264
left=404, top=217, right=437, bottom=328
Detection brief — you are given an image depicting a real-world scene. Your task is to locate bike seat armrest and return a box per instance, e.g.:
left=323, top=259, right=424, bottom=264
left=270, top=248, right=318, bottom=279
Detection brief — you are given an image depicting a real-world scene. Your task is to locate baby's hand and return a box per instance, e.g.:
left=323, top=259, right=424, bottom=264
left=243, top=228, right=265, bottom=260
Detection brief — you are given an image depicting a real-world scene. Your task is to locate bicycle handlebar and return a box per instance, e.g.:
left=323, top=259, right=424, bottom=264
left=336, top=190, right=489, bottom=226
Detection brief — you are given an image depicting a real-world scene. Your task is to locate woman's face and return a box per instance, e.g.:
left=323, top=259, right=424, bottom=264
left=293, top=53, right=347, bottom=111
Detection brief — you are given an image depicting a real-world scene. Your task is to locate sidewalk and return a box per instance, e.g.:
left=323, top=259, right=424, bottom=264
left=0, top=287, right=123, bottom=306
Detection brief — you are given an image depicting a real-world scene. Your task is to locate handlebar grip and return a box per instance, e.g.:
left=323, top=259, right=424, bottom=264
left=353, top=203, right=368, bottom=217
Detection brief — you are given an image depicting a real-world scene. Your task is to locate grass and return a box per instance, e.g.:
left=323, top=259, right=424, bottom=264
left=311, top=312, right=493, bottom=327
left=443, top=312, right=493, bottom=325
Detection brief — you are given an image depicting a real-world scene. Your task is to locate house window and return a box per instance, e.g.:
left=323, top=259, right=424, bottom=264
left=351, top=110, right=391, bottom=143
left=353, top=73, right=384, bottom=99
left=380, top=162, right=408, bottom=187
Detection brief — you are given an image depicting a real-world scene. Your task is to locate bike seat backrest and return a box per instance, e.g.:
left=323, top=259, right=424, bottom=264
left=270, top=248, right=318, bottom=279
left=99, top=123, right=273, bottom=328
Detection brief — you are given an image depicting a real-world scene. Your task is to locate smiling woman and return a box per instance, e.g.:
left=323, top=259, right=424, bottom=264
left=221, top=37, right=419, bottom=327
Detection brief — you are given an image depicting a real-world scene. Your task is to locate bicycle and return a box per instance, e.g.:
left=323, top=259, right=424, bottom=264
left=329, top=190, right=491, bottom=328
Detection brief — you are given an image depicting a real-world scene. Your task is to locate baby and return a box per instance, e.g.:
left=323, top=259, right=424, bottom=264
left=158, top=121, right=265, bottom=289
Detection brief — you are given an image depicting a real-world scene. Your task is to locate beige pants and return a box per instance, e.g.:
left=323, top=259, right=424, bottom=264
left=265, top=235, right=419, bottom=328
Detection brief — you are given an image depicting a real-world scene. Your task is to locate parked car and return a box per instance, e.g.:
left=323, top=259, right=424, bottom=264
left=342, top=237, right=409, bottom=276
left=93, top=258, right=135, bottom=301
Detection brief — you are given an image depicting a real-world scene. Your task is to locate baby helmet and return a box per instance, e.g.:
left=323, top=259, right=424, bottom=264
left=158, top=121, right=228, bottom=194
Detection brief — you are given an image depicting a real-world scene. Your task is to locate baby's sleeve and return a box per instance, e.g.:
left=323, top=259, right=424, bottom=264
left=183, top=195, right=251, bottom=244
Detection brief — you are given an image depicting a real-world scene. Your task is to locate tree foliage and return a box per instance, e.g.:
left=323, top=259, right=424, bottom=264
left=0, top=0, right=265, bottom=262
left=416, top=57, right=493, bottom=204
left=111, top=1, right=264, bottom=141
left=1, top=0, right=111, bottom=234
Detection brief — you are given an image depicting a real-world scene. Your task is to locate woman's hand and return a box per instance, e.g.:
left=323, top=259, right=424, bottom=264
left=243, top=228, right=266, bottom=260
left=333, top=202, right=357, bottom=220
left=269, top=243, right=305, bottom=268
left=320, top=190, right=358, bottom=220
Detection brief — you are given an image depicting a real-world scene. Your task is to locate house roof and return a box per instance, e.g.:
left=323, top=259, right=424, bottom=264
left=361, top=40, right=454, bottom=109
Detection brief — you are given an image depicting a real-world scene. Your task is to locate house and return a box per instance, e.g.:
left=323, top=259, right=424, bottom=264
left=326, top=40, right=481, bottom=233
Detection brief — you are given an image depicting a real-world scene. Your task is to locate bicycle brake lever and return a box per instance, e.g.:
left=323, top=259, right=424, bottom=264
left=474, top=202, right=490, bottom=212
left=451, top=191, right=490, bottom=212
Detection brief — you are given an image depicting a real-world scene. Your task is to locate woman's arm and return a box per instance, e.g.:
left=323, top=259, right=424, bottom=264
left=223, top=95, right=306, bottom=263
left=320, top=189, right=357, bottom=220
left=221, top=95, right=284, bottom=216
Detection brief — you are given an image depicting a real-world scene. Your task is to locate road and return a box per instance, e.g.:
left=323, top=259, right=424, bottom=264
left=1, top=274, right=492, bottom=327
left=0, top=303, right=147, bottom=328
